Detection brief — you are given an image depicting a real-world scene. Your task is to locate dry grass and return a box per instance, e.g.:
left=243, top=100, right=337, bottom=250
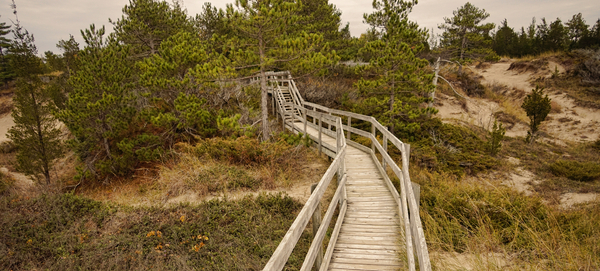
left=515, top=51, right=562, bottom=62
left=413, top=166, right=600, bottom=270
left=76, top=134, right=328, bottom=207
left=550, top=101, right=562, bottom=114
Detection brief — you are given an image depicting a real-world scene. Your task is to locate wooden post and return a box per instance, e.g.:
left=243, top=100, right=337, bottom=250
left=318, top=115, right=322, bottom=155
left=313, top=108, right=317, bottom=125
left=282, top=107, right=286, bottom=131
left=371, top=123, right=376, bottom=153
left=382, top=133, right=388, bottom=168
left=328, top=112, right=332, bottom=130
left=411, top=182, right=421, bottom=209
left=272, top=93, right=276, bottom=115
left=303, top=108, right=307, bottom=135
left=404, top=144, right=420, bottom=208
left=346, top=116, right=351, bottom=141
left=310, top=183, right=323, bottom=271
left=291, top=103, right=296, bottom=132
left=429, top=57, right=440, bottom=111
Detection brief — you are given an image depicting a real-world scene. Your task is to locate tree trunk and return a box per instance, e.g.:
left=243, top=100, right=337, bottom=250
left=259, top=33, right=270, bottom=141
left=30, top=89, right=51, bottom=184
left=459, top=33, right=466, bottom=75
left=429, top=57, right=440, bottom=110
left=389, top=73, right=395, bottom=133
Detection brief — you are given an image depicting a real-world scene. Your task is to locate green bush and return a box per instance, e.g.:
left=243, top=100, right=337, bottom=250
left=0, top=172, right=13, bottom=196
left=193, top=135, right=303, bottom=166
left=592, top=139, right=600, bottom=151
left=186, top=165, right=261, bottom=193
left=549, top=160, right=600, bottom=182
left=412, top=120, right=498, bottom=176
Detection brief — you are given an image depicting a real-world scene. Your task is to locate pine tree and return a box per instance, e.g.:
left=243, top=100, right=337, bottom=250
left=522, top=86, right=551, bottom=144
left=438, top=2, right=499, bottom=65
left=110, top=0, right=195, bottom=57
left=492, top=19, right=518, bottom=57
left=226, top=0, right=337, bottom=141
left=0, top=16, right=14, bottom=88
left=356, top=0, right=435, bottom=135
left=56, top=35, right=80, bottom=77
left=297, top=0, right=342, bottom=41
left=567, top=13, right=589, bottom=48
left=7, top=25, right=64, bottom=184
left=545, top=18, right=569, bottom=51
left=57, top=26, right=149, bottom=179
left=137, top=31, right=234, bottom=141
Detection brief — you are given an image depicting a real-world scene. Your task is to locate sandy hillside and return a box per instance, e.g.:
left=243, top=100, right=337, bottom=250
left=435, top=59, right=600, bottom=144
left=435, top=58, right=600, bottom=208
left=0, top=113, right=14, bottom=142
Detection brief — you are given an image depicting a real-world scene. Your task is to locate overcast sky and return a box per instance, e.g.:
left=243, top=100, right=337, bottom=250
left=0, top=0, right=599, bottom=54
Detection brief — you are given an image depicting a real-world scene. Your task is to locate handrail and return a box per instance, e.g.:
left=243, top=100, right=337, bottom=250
left=262, top=71, right=430, bottom=271
left=263, top=104, right=347, bottom=271
left=303, top=101, right=431, bottom=271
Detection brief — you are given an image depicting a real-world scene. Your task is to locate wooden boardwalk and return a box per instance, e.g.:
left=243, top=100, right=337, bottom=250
left=293, top=122, right=404, bottom=270
left=260, top=71, right=429, bottom=271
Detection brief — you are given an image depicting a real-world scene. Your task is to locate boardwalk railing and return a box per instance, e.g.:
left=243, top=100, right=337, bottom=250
left=262, top=110, right=348, bottom=271
left=253, top=71, right=431, bottom=271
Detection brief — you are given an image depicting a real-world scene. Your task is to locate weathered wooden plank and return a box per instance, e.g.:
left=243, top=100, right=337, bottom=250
left=328, top=262, right=400, bottom=270
left=333, top=248, right=399, bottom=256
left=332, top=256, right=401, bottom=265
left=339, top=227, right=399, bottom=234
left=333, top=243, right=399, bottom=251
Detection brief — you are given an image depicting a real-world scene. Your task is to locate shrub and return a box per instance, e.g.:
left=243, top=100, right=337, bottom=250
left=0, top=171, right=14, bottom=196
left=522, top=86, right=551, bottom=143
left=0, top=193, right=310, bottom=270
left=593, top=139, right=600, bottom=151
left=486, top=120, right=505, bottom=156
left=413, top=120, right=498, bottom=176
left=457, top=72, right=485, bottom=97
left=549, top=160, right=600, bottom=182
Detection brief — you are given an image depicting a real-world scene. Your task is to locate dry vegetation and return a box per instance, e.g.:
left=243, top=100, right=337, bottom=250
left=0, top=132, right=332, bottom=270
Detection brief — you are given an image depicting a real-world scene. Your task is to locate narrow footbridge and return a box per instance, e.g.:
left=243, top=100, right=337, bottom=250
left=253, top=71, right=430, bottom=271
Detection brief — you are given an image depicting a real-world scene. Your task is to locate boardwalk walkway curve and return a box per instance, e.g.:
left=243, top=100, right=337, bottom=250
left=255, top=71, right=431, bottom=271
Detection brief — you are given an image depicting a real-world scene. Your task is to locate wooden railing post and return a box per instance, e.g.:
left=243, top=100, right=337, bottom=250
left=291, top=103, right=296, bottom=132
left=303, top=108, right=308, bottom=135
left=272, top=93, right=276, bottom=114
left=313, top=108, right=317, bottom=125
left=282, top=107, right=286, bottom=130
left=310, top=183, right=323, bottom=270
left=383, top=133, right=388, bottom=168
left=328, top=112, right=332, bottom=130
left=371, top=123, right=376, bottom=153
left=318, top=114, right=322, bottom=155
left=346, top=117, right=351, bottom=141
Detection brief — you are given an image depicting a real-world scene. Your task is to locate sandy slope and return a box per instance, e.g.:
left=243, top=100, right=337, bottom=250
left=476, top=60, right=600, bottom=143
left=434, top=59, right=599, bottom=208
left=0, top=113, right=14, bottom=142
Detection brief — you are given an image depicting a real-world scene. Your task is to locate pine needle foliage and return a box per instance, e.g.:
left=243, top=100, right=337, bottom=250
left=7, top=25, right=64, bottom=184
left=356, top=0, right=435, bottom=135
left=521, top=86, right=551, bottom=144
left=226, top=0, right=338, bottom=140
left=438, top=2, right=499, bottom=64
left=486, top=120, right=505, bottom=156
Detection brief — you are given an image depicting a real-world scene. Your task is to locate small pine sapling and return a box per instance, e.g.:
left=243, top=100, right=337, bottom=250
left=522, top=86, right=551, bottom=144
left=486, top=120, right=505, bottom=156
